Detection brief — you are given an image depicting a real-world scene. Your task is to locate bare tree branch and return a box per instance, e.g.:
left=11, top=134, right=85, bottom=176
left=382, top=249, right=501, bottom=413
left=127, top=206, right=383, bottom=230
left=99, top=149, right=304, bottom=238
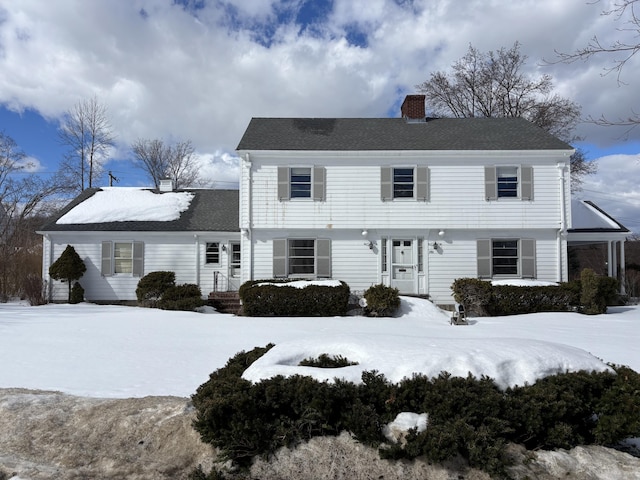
left=131, top=138, right=202, bottom=189
left=58, top=96, right=115, bottom=192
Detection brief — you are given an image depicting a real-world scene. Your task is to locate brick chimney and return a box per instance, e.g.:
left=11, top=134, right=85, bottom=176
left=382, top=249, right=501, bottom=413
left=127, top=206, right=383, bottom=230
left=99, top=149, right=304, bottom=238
left=401, top=94, right=426, bottom=121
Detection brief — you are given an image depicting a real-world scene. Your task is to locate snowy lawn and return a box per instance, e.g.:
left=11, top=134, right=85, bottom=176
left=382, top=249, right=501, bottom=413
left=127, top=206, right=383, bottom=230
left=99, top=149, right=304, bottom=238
left=0, top=298, right=638, bottom=398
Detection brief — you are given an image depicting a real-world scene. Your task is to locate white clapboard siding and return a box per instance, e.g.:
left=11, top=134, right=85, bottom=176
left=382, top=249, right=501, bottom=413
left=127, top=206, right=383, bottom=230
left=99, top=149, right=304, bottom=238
left=246, top=159, right=565, bottom=231
left=43, top=232, right=240, bottom=302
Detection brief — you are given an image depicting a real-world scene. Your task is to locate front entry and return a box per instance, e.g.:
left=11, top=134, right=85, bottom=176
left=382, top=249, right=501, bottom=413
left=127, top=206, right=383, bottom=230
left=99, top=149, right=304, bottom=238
left=390, top=239, right=415, bottom=294
left=227, top=242, right=242, bottom=291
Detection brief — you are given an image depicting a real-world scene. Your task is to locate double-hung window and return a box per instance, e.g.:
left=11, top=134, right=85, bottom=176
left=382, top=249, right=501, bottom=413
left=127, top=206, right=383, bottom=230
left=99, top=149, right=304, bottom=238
left=485, top=166, right=533, bottom=200
left=273, top=238, right=331, bottom=278
left=381, top=166, right=429, bottom=201
left=205, top=242, right=220, bottom=264
left=102, top=241, right=144, bottom=276
left=290, top=168, right=312, bottom=198
left=393, top=168, right=414, bottom=198
left=477, top=238, right=536, bottom=278
left=278, top=166, right=326, bottom=201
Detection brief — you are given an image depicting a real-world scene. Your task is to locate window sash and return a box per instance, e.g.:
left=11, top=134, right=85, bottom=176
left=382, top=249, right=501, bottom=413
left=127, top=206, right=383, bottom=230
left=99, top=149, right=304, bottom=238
left=492, top=240, right=518, bottom=275
left=205, top=242, right=220, bottom=264
left=393, top=168, right=414, bottom=198
left=114, top=242, right=133, bottom=274
left=289, top=239, right=315, bottom=275
left=290, top=167, right=312, bottom=198
left=497, top=167, right=518, bottom=198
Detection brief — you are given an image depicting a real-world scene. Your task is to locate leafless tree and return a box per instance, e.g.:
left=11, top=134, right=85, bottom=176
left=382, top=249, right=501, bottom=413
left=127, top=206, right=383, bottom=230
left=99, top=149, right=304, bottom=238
left=417, top=42, right=591, bottom=191
left=0, top=132, right=60, bottom=301
left=131, top=138, right=201, bottom=189
left=553, top=0, right=640, bottom=131
left=58, top=96, right=115, bottom=193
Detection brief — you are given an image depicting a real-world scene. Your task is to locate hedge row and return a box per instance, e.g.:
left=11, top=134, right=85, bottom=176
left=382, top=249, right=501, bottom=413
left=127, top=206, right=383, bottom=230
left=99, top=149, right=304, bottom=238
left=239, top=279, right=350, bottom=316
left=451, top=271, right=620, bottom=317
left=191, top=346, right=640, bottom=477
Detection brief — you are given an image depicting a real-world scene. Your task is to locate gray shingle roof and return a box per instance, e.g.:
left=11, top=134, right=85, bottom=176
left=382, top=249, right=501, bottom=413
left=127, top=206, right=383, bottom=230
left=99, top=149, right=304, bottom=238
left=237, top=117, right=573, bottom=151
left=39, top=188, right=239, bottom=232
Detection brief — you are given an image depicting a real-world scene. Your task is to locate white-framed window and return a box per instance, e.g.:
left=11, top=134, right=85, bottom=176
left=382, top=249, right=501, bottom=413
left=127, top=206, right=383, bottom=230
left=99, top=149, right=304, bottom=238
left=290, top=168, right=312, bottom=198
left=492, top=239, right=519, bottom=275
left=393, top=167, right=414, bottom=198
left=381, top=166, right=429, bottom=201
left=381, top=238, right=388, bottom=273
left=205, top=242, right=220, bottom=264
left=277, top=166, right=326, bottom=201
left=477, top=238, right=536, bottom=278
left=273, top=238, right=331, bottom=278
left=496, top=167, right=518, bottom=198
left=485, top=166, right=533, bottom=201
left=101, top=241, right=144, bottom=277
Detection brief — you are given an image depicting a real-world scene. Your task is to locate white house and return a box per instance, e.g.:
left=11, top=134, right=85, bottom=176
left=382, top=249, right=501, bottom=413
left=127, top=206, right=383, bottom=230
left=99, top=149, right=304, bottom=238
left=39, top=95, right=629, bottom=306
left=235, top=95, right=628, bottom=305
left=39, top=185, right=240, bottom=303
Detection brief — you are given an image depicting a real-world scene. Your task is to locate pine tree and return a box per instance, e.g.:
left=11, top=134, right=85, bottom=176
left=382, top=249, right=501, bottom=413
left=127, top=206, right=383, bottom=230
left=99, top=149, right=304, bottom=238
left=49, top=245, right=86, bottom=303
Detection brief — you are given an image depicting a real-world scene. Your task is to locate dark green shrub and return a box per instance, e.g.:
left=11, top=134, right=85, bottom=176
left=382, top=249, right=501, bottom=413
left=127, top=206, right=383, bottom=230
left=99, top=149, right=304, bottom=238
left=363, top=284, right=400, bottom=317
left=136, top=271, right=176, bottom=307
left=239, top=279, right=350, bottom=316
left=70, top=281, right=84, bottom=304
left=49, top=245, right=86, bottom=303
left=192, top=346, right=640, bottom=478
left=452, top=278, right=579, bottom=316
left=593, top=365, right=640, bottom=445
left=158, top=283, right=204, bottom=311
left=299, top=354, right=358, bottom=368
left=451, top=278, right=494, bottom=316
left=581, top=268, right=604, bottom=314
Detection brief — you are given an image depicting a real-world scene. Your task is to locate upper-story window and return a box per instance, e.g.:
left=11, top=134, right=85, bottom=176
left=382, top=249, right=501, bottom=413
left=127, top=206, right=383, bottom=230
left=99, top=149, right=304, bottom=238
left=290, top=168, right=312, bottom=198
left=278, top=166, right=325, bottom=201
left=393, top=168, right=414, bottom=198
left=381, top=166, right=429, bottom=202
left=497, top=167, right=518, bottom=198
left=485, top=166, right=533, bottom=201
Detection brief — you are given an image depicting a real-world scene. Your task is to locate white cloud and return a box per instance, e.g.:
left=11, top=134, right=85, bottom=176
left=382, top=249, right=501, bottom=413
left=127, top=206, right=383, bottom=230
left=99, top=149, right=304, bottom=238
left=0, top=0, right=638, bottom=190
left=575, top=153, right=640, bottom=233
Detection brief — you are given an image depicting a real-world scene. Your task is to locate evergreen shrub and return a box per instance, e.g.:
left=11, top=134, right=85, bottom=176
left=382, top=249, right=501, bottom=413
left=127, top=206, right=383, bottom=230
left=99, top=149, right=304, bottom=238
left=452, top=278, right=580, bottom=316
left=363, top=284, right=400, bottom=317
left=48, top=245, right=86, bottom=303
left=192, top=346, right=640, bottom=478
left=239, top=279, right=350, bottom=316
left=158, top=283, right=204, bottom=311
left=579, top=268, right=620, bottom=314
left=70, top=281, right=84, bottom=304
left=136, top=271, right=176, bottom=307
left=299, top=354, right=358, bottom=368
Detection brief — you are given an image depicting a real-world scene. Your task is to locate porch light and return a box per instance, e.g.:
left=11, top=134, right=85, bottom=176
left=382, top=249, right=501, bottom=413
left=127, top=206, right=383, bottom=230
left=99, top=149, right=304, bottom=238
left=432, top=242, right=440, bottom=251
left=361, top=229, right=368, bottom=236
left=438, top=230, right=445, bottom=237
left=221, top=244, right=227, bottom=252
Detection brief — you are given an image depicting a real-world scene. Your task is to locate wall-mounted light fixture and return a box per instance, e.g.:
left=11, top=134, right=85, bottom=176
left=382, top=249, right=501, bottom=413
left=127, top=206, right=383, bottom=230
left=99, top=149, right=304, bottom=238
left=432, top=241, right=440, bottom=251
left=364, top=241, right=374, bottom=250
left=221, top=244, right=227, bottom=252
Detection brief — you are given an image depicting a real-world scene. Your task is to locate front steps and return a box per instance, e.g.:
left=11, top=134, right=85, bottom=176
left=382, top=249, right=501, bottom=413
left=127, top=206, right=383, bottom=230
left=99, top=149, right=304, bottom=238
left=208, top=292, right=241, bottom=315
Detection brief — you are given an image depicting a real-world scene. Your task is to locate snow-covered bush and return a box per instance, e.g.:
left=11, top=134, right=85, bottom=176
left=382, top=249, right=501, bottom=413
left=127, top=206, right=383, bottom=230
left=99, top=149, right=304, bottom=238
left=192, top=346, right=640, bottom=478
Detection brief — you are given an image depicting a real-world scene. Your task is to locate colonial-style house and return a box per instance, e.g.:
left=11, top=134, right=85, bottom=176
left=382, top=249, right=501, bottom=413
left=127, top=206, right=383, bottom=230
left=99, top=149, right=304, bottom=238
left=40, top=95, right=629, bottom=305
left=236, top=95, right=629, bottom=305
left=39, top=184, right=240, bottom=303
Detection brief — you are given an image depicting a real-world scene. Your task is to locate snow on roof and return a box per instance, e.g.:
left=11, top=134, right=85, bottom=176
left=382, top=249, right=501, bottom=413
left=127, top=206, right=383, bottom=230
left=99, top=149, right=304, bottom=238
left=571, top=199, right=623, bottom=230
left=56, top=187, right=194, bottom=224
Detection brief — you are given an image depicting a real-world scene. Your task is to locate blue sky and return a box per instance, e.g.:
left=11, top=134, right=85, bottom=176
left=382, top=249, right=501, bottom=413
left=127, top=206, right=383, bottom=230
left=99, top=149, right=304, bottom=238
left=0, top=0, right=639, bottom=230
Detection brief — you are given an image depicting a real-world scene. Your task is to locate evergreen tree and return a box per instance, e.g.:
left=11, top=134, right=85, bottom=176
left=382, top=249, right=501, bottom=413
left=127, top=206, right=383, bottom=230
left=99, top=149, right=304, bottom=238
left=49, top=245, right=86, bottom=302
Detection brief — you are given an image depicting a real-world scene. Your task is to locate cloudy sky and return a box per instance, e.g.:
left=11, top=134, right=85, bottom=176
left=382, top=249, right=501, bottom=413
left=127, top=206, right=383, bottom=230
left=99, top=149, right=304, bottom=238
left=0, top=0, right=639, bottom=231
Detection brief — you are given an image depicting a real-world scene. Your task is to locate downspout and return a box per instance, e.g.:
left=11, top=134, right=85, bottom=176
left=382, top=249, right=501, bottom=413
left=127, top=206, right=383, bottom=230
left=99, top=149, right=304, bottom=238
left=557, top=162, right=568, bottom=282
left=245, top=153, right=254, bottom=281
left=194, top=234, right=200, bottom=289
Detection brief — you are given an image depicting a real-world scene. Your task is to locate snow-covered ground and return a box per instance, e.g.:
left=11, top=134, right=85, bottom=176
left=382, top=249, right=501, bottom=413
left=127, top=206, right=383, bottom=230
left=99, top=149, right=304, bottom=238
left=0, top=298, right=638, bottom=398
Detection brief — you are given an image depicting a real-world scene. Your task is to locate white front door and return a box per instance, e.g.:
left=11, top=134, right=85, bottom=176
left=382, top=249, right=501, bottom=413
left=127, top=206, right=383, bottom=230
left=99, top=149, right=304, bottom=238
left=227, top=242, right=241, bottom=291
left=390, top=239, right=415, bottom=294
